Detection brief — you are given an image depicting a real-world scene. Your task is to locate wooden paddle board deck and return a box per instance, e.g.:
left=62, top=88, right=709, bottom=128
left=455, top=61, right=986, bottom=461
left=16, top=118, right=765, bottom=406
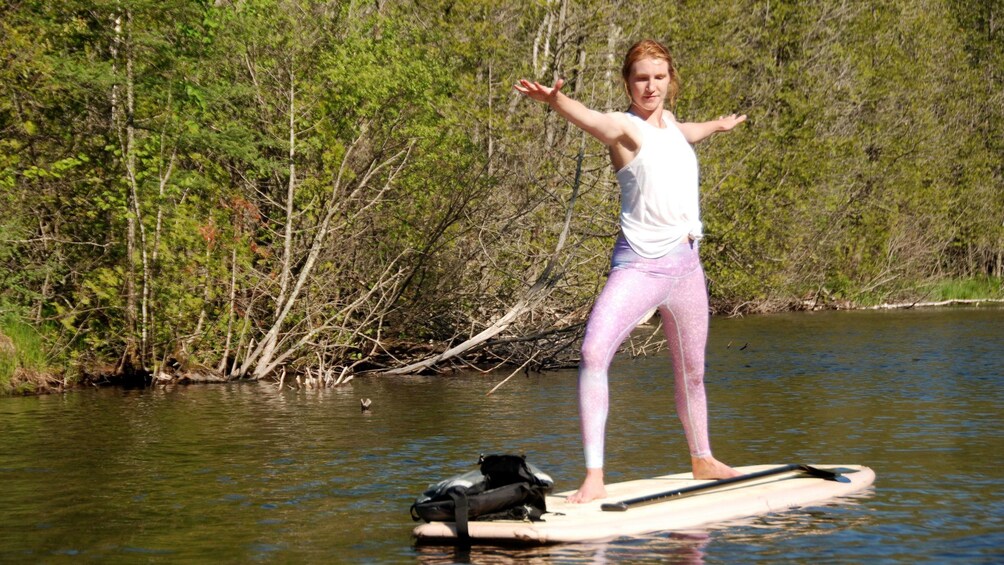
left=413, top=464, right=875, bottom=544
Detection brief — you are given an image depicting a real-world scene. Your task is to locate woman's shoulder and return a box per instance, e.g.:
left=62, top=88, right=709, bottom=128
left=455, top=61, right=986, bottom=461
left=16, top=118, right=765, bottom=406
left=607, top=110, right=635, bottom=122
left=608, top=111, right=645, bottom=134
left=604, top=111, right=643, bottom=138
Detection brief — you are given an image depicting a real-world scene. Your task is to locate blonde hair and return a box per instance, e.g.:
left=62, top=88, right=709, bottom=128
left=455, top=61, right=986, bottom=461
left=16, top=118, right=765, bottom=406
left=621, top=39, right=680, bottom=107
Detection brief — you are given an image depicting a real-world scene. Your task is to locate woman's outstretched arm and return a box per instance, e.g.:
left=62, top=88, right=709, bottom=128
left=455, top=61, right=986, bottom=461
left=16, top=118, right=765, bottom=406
left=514, top=78, right=635, bottom=149
left=675, top=113, right=747, bottom=144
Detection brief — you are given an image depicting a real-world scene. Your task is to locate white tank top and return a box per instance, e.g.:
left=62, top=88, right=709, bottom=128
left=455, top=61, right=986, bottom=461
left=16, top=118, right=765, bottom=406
left=615, top=113, right=701, bottom=259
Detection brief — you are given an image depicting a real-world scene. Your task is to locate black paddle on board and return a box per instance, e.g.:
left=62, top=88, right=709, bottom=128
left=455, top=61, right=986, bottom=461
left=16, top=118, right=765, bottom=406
left=601, top=463, right=850, bottom=512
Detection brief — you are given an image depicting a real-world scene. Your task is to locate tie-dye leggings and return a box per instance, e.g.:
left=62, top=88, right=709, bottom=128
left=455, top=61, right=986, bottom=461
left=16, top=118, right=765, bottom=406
left=579, top=236, right=713, bottom=469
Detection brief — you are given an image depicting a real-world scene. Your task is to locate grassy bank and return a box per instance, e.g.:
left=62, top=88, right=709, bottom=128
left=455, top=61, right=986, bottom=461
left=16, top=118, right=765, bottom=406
left=0, top=314, right=63, bottom=395
left=845, top=276, right=1004, bottom=309
left=925, top=277, right=1004, bottom=301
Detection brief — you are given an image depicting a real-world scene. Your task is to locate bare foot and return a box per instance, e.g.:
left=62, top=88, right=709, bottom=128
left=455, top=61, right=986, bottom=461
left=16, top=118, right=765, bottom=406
left=566, top=468, right=607, bottom=503
left=691, top=455, right=742, bottom=480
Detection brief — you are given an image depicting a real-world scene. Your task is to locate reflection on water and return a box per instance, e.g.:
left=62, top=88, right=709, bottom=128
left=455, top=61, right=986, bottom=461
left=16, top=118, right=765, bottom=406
left=411, top=491, right=881, bottom=565
left=414, top=531, right=712, bottom=564
left=0, top=307, right=1002, bottom=563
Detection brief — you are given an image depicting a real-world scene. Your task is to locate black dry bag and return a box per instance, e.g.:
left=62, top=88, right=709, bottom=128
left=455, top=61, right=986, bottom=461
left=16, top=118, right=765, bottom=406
left=409, top=454, right=554, bottom=539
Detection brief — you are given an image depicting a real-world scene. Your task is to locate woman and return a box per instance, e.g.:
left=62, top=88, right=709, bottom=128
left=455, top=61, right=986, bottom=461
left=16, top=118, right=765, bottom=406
left=515, top=39, right=746, bottom=503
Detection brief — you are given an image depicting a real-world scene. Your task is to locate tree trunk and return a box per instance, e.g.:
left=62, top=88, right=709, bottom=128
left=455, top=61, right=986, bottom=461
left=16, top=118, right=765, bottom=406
left=114, top=9, right=143, bottom=372
left=220, top=246, right=238, bottom=375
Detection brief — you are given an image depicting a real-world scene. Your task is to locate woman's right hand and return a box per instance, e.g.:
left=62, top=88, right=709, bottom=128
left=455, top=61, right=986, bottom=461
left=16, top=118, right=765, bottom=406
left=514, top=78, right=565, bottom=104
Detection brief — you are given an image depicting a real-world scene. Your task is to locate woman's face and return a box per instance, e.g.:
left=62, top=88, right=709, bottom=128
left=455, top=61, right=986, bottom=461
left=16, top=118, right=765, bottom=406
left=627, top=57, right=671, bottom=113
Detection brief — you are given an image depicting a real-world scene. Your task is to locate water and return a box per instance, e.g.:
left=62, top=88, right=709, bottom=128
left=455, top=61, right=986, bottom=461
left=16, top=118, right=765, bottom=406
left=1, top=308, right=1001, bottom=563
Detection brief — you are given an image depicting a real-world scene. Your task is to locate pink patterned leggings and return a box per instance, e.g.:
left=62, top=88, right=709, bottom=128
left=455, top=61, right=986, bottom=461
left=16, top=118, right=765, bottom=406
left=579, top=237, right=713, bottom=469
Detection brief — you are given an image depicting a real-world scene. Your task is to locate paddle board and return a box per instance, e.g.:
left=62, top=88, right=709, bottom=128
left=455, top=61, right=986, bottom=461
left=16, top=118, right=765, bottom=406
left=412, top=463, right=875, bottom=544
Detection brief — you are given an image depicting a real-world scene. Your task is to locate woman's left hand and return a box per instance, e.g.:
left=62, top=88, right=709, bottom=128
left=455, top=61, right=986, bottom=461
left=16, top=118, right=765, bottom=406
left=716, top=113, right=748, bottom=132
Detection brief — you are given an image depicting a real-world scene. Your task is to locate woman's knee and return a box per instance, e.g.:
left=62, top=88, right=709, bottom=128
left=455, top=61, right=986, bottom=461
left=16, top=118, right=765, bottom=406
left=670, top=355, right=704, bottom=383
left=580, top=338, right=612, bottom=370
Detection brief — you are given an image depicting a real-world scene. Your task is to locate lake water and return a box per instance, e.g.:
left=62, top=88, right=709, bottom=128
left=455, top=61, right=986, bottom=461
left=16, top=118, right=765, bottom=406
left=1, top=308, right=1001, bottom=563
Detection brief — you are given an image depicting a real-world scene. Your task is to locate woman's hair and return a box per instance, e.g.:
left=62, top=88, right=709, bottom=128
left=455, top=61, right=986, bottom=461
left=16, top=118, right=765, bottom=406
left=621, top=39, right=680, bottom=107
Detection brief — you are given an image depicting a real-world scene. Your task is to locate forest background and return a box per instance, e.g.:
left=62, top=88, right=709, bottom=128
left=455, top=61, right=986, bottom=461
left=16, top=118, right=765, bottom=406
left=1, top=0, right=1001, bottom=394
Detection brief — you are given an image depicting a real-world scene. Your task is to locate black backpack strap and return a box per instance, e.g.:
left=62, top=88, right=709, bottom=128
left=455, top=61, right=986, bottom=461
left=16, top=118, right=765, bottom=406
left=448, top=488, right=470, bottom=539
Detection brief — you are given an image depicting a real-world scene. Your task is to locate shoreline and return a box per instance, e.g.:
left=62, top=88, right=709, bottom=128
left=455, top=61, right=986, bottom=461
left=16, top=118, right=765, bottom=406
left=3, top=298, right=1003, bottom=397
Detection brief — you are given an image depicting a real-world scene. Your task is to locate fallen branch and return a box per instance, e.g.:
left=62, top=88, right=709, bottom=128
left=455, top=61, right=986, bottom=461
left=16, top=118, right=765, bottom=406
left=378, top=145, right=587, bottom=376
left=865, top=298, right=1004, bottom=310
